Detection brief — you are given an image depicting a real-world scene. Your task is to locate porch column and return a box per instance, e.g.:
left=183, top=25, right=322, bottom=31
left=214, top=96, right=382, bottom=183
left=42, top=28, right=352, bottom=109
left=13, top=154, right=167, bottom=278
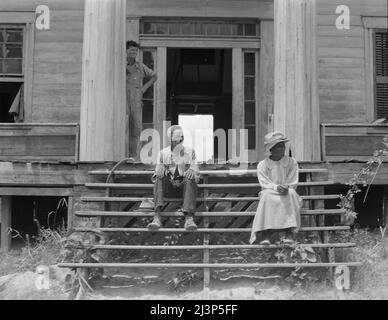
left=273, top=0, right=320, bottom=161
left=80, top=0, right=126, bottom=161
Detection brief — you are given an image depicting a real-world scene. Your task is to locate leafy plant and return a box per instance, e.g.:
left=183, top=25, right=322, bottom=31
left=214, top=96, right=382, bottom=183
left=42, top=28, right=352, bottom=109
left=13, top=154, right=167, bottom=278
left=338, top=135, right=388, bottom=225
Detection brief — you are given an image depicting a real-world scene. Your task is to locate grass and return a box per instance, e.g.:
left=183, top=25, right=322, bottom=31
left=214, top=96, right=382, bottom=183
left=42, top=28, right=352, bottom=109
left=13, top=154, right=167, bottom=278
left=1, top=226, right=388, bottom=299
left=0, top=226, right=67, bottom=277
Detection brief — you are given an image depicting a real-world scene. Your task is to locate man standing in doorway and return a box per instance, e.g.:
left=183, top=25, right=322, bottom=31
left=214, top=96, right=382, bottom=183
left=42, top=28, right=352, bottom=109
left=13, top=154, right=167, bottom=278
left=126, top=40, right=157, bottom=159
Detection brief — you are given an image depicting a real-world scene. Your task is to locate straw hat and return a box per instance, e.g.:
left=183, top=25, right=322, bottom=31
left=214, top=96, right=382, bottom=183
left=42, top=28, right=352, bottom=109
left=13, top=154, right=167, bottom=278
left=264, top=131, right=290, bottom=153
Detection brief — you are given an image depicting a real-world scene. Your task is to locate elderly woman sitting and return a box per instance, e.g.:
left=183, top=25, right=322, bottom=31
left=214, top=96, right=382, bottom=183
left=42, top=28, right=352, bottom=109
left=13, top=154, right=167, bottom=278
left=250, top=131, right=302, bottom=245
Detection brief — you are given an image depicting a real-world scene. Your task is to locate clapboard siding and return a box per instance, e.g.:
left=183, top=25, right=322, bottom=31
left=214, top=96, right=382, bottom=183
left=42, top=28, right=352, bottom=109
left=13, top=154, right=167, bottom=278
left=127, top=0, right=274, bottom=19
left=317, top=0, right=387, bottom=123
left=32, top=3, right=83, bottom=123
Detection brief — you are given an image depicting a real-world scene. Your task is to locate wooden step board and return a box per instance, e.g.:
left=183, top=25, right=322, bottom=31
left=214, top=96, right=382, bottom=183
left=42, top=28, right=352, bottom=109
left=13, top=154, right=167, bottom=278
left=73, top=226, right=350, bottom=233
left=88, top=168, right=328, bottom=177
left=85, top=181, right=335, bottom=189
left=80, top=194, right=341, bottom=202
left=58, top=262, right=362, bottom=269
left=75, top=208, right=346, bottom=217
left=87, top=243, right=356, bottom=250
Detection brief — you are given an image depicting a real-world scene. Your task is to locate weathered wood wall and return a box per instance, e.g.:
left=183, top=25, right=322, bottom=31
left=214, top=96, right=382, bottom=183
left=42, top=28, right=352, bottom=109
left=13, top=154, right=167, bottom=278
left=0, top=0, right=84, bottom=123
left=316, top=0, right=387, bottom=123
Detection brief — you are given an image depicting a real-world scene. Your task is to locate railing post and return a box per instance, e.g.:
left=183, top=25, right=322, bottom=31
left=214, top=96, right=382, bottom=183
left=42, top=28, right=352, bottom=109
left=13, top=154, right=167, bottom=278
left=203, top=175, right=210, bottom=299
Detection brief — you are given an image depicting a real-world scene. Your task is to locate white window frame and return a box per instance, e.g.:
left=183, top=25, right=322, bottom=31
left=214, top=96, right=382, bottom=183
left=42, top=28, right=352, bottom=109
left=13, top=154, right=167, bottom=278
left=0, top=12, right=35, bottom=122
left=363, top=16, right=388, bottom=122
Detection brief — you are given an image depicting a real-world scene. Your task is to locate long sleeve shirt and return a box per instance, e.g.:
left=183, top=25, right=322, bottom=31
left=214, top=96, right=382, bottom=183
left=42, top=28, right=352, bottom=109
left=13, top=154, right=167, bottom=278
left=257, top=156, right=299, bottom=191
left=155, top=145, right=199, bottom=179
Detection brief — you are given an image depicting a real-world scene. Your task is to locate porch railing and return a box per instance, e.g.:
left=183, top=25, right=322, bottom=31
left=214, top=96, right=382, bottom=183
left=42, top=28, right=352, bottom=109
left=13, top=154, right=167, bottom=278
left=321, top=123, right=388, bottom=162
left=0, top=123, right=79, bottom=162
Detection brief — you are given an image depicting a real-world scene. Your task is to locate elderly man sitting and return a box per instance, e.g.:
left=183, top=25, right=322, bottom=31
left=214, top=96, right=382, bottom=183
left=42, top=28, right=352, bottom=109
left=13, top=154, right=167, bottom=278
left=147, top=125, right=199, bottom=231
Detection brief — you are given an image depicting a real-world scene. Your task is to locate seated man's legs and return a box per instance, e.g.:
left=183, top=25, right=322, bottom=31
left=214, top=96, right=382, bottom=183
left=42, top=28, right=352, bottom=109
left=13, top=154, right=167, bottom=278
left=182, top=177, right=198, bottom=230
left=148, top=175, right=174, bottom=229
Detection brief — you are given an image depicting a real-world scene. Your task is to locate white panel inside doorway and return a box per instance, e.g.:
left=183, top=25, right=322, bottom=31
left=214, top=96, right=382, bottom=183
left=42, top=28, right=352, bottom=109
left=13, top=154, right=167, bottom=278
left=178, top=114, right=214, bottom=162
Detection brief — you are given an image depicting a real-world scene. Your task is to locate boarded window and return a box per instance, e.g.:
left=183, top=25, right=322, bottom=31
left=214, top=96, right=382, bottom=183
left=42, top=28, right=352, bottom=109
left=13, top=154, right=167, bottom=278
left=375, top=32, right=388, bottom=119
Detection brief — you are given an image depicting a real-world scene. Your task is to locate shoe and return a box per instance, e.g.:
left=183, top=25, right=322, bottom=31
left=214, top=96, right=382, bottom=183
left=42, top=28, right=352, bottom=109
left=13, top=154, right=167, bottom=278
left=259, top=239, right=271, bottom=245
left=184, top=215, right=197, bottom=231
left=147, top=216, right=162, bottom=230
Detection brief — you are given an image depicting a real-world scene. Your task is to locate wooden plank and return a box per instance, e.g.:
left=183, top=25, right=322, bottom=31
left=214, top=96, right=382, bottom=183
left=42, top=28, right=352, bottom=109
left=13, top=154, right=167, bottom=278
left=81, top=194, right=342, bottom=202
left=0, top=196, right=12, bottom=252
left=58, top=261, right=362, bottom=268
left=76, top=209, right=346, bottom=217
left=84, top=181, right=335, bottom=189
left=91, top=243, right=356, bottom=250
left=0, top=187, right=72, bottom=196
left=74, top=226, right=350, bottom=232
left=88, top=168, right=328, bottom=176
left=67, top=196, right=74, bottom=230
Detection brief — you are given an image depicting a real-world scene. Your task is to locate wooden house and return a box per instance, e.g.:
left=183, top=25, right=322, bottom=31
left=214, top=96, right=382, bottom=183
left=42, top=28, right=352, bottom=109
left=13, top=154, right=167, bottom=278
left=0, top=0, right=387, bottom=264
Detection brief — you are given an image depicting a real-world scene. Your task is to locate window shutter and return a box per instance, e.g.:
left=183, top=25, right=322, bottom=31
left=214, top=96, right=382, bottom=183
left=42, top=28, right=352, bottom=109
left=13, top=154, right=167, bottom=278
left=375, top=32, right=388, bottom=119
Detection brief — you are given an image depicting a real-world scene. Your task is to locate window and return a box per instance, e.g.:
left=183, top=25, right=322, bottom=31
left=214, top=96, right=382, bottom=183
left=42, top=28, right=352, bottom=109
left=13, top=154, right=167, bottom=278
left=0, top=25, right=24, bottom=123
left=141, top=19, right=260, bottom=38
left=141, top=49, right=156, bottom=130
left=243, top=51, right=257, bottom=150
left=374, top=31, right=388, bottom=119
left=0, top=26, right=23, bottom=76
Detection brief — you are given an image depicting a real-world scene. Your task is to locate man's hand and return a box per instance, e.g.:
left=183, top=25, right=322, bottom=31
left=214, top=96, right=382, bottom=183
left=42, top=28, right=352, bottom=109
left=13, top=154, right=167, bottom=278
left=276, top=185, right=289, bottom=195
left=184, top=169, right=196, bottom=180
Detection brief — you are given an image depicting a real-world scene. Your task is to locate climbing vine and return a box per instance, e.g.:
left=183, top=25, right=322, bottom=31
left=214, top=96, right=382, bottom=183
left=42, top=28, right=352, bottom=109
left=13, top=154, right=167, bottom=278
left=338, top=135, right=388, bottom=225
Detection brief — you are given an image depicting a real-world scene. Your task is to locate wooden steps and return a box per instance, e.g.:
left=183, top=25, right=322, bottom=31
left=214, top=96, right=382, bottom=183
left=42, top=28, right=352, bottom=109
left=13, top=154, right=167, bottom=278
left=59, top=165, right=360, bottom=292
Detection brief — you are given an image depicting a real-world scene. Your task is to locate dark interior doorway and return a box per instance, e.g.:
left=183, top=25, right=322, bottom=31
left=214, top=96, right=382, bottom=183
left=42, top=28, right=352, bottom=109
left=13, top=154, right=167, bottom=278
left=0, top=82, right=20, bottom=123
left=11, top=196, right=68, bottom=249
left=166, top=48, right=232, bottom=161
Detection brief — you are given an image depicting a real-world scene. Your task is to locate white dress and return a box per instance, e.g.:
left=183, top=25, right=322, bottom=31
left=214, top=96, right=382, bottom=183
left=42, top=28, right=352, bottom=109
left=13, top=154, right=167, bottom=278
left=249, top=156, right=302, bottom=244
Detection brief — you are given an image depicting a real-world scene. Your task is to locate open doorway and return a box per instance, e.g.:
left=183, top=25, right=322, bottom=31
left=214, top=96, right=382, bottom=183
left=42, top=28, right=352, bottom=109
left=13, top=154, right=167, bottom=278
left=166, top=48, right=232, bottom=161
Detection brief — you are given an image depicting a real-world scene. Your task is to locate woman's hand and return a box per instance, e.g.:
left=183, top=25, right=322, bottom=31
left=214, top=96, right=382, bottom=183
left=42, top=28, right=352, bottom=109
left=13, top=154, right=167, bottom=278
left=277, top=185, right=289, bottom=195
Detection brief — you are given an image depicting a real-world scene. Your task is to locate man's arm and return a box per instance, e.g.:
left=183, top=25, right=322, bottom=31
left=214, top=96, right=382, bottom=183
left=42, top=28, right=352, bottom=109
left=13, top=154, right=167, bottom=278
left=141, top=63, right=157, bottom=94
left=184, top=148, right=200, bottom=181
